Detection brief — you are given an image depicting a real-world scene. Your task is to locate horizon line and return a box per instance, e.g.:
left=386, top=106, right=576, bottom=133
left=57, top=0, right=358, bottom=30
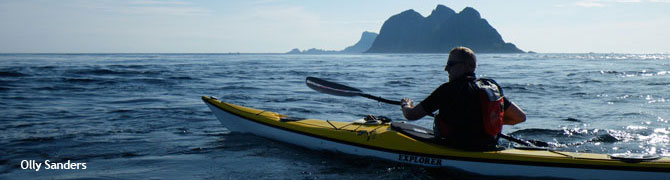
left=1, top=52, right=669, bottom=55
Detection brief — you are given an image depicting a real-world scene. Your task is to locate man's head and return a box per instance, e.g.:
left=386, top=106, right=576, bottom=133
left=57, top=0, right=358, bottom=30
left=445, top=47, right=477, bottom=80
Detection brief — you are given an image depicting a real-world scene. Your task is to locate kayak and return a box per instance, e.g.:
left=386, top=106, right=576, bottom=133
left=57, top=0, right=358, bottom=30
left=202, top=96, right=670, bottom=179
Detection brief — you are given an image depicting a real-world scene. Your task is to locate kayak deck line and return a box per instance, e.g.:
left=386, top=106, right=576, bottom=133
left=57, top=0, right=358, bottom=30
left=325, top=120, right=338, bottom=130
left=255, top=110, right=269, bottom=116
left=290, top=120, right=385, bottom=142
left=548, top=150, right=576, bottom=159
left=220, top=99, right=362, bottom=132
left=202, top=96, right=670, bottom=178
left=210, top=97, right=379, bottom=136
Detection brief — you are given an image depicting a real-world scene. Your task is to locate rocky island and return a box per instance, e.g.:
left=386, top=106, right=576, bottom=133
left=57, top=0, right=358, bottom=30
left=288, top=5, right=523, bottom=54
left=287, top=31, right=378, bottom=54
left=367, top=5, right=523, bottom=53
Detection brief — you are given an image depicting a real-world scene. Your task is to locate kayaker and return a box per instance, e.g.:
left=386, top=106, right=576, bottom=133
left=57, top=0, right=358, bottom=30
left=400, top=46, right=526, bottom=150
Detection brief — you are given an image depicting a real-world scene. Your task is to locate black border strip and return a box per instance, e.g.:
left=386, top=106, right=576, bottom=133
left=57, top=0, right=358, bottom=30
left=203, top=97, right=669, bottom=173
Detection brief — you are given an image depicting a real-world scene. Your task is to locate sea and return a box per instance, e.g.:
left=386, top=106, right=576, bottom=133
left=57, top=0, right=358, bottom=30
left=1, top=53, right=669, bottom=179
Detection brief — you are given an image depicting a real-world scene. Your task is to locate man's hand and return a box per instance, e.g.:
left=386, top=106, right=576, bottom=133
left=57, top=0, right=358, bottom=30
left=401, top=98, right=414, bottom=108
left=401, top=98, right=428, bottom=121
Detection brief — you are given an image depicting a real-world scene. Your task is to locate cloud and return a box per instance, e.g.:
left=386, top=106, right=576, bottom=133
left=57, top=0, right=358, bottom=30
left=130, top=0, right=191, bottom=5
left=575, top=1, right=606, bottom=7
left=616, top=0, right=642, bottom=2
left=250, top=6, right=320, bottom=23
left=571, top=0, right=670, bottom=8
left=582, top=0, right=670, bottom=5
left=75, top=0, right=212, bottom=16
left=251, top=0, right=283, bottom=5
left=119, top=6, right=212, bottom=16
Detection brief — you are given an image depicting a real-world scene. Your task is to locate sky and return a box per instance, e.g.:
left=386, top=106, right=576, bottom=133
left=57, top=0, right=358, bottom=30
left=0, top=0, right=669, bottom=53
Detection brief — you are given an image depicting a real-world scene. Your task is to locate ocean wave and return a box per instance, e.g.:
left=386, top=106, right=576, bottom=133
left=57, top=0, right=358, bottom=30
left=384, top=80, right=413, bottom=87
left=507, top=128, right=621, bottom=147
left=5, top=122, right=49, bottom=129
left=55, top=151, right=143, bottom=162
left=265, top=97, right=306, bottom=103
left=287, top=70, right=309, bottom=76
left=613, top=70, right=670, bottom=78
left=510, top=127, right=669, bottom=147
left=647, top=82, right=670, bottom=86
left=32, top=85, right=88, bottom=91
left=133, top=78, right=172, bottom=85
left=279, top=107, right=320, bottom=114
left=31, top=65, right=57, bottom=70
left=107, top=64, right=151, bottom=69
left=0, top=71, right=27, bottom=77
left=567, top=69, right=670, bottom=79
left=62, top=77, right=104, bottom=83
left=220, top=94, right=253, bottom=101
left=598, top=70, right=620, bottom=75
left=220, top=86, right=262, bottom=91
left=168, top=76, right=198, bottom=80
left=69, top=68, right=166, bottom=76
left=573, top=54, right=670, bottom=60
left=561, top=117, right=583, bottom=122
left=589, top=133, right=619, bottom=143
left=577, top=79, right=603, bottom=83
left=107, top=109, right=137, bottom=113
left=107, top=98, right=167, bottom=104
left=71, top=68, right=123, bottom=75
left=570, top=92, right=587, bottom=96
left=12, top=136, right=57, bottom=143
left=503, top=83, right=571, bottom=94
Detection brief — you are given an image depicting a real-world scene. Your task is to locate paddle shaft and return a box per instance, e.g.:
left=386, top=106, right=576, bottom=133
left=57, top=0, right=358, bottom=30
left=360, top=94, right=401, bottom=105
left=499, top=133, right=533, bottom=147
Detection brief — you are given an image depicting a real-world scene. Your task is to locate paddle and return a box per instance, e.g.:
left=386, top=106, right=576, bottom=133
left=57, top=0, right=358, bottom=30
left=306, top=77, right=401, bottom=105
left=305, top=76, right=548, bottom=148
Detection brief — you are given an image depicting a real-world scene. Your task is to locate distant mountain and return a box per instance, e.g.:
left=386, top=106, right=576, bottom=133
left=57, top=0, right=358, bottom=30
left=286, top=31, right=378, bottom=54
left=366, top=5, right=523, bottom=53
left=341, top=31, right=378, bottom=53
left=286, top=48, right=340, bottom=54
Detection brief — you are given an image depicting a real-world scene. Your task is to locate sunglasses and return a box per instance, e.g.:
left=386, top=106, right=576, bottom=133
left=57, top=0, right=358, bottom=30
left=445, top=61, right=464, bottom=70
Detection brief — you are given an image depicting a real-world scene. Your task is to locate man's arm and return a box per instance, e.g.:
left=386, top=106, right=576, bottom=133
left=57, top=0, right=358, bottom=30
left=401, top=98, right=430, bottom=120
left=503, top=100, right=526, bottom=125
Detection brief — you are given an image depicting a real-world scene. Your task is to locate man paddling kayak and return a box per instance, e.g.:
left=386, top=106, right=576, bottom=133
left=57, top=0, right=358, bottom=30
left=401, top=47, right=526, bottom=150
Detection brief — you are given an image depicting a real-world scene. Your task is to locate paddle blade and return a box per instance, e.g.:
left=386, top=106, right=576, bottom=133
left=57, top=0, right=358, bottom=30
left=306, top=77, right=363, bottom=97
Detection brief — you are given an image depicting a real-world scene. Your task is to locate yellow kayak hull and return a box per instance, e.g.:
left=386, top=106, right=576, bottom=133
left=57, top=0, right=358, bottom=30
left=202, top=96, right=670, bottom=179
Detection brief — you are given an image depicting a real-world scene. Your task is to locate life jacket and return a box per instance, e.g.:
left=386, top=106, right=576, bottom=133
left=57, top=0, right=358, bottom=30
left=475, top=78, right=505, bottom=138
